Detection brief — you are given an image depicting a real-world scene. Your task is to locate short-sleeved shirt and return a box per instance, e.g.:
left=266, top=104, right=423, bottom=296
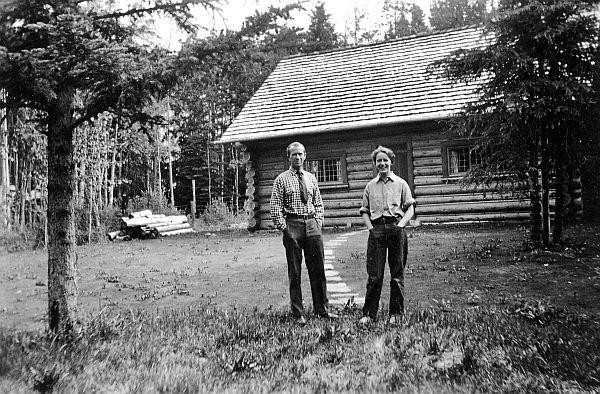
left=359, top=172, right=416, bottom=220
left=270, top=168, right=325, bottom=230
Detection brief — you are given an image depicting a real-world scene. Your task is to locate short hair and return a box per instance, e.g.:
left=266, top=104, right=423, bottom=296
left=286, top=142, right=306, bottom=156
left=371, top=145, right=395, bottom=164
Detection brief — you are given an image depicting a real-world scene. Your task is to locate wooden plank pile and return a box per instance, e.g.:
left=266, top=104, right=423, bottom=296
left=107, top=210, right=195, bottom=241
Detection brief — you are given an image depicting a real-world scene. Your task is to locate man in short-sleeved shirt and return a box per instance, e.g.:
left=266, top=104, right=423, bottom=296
left=359, top=145, right=416, bottom=325
left=270, top=142, right=334, bottom=325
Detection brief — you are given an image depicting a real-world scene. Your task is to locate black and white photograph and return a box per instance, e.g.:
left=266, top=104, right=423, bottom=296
left=1, top=0, right=599, bottom=391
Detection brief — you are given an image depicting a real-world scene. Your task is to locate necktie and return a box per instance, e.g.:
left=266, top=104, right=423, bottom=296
left=297, top=171, right=308, bottom=204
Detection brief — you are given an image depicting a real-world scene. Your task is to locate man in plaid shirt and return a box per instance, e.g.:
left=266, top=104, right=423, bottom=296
left=270, top=142, right=334, bottom=325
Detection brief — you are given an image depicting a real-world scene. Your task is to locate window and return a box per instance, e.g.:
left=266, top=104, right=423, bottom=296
left=442, top=141, right=482, bottom=177
left=306, top=152, right=348, bottom=187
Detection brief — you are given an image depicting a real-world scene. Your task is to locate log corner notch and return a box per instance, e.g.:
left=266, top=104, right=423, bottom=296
left=239, top=143, right=260, bottom=231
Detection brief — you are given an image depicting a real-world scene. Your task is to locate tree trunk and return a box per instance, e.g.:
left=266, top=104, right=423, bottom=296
left=220, top=143, right=225, bottom=203
left=552, top=143, right=566, bottom=244
left=581, top=109, right=600, bottom=222
left=108, top=116, right=119, bottom=206
left=581, top=156, right=600, bottom=222
left=207, top=138, right=212, bottom=206
left=233, top=144, right=239, bottom=214
left=0, top=91, right=9, bottom=229
left=76, top=126, right=88, bottom=209
left=46, top=88, right=78, bottom=335
left=19, top=160, right=25, bottom=231
left=529, top=142, right=542, bottom=248
left=168, top=131, right=174, bottom=207
left=540, top=138, right=550, bottom=245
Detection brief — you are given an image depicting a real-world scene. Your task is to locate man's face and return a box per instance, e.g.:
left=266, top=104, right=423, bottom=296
left=288, top=146, right=306, bottom=170
left=375, top=151, right=392, bottom=176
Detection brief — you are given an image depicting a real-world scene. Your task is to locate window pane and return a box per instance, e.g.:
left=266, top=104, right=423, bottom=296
left=447, top=145, right=481, bottom=175
left=308, top=158, right=341, bottom=183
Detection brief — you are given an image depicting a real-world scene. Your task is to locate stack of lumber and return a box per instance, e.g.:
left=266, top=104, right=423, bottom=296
left=107, top=210, right=195, bottom=240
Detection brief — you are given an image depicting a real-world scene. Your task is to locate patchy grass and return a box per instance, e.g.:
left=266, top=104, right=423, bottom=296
left=0, top=302, right=598, bottom=392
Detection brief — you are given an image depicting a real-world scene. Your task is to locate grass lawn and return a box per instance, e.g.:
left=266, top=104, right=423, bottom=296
left=0, top=222, right=599, bottom=392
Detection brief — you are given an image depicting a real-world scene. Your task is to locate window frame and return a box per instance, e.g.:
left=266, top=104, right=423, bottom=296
left=441, top=139, right=482, bottom=178
left=305, top=151, right=348, bottom=189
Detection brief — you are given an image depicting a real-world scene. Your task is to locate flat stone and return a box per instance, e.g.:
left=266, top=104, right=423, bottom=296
left=327, top=283, right=351, bottom=293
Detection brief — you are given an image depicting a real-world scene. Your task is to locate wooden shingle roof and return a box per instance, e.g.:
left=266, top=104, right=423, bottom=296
left=219, top=26, right=489, bottom=144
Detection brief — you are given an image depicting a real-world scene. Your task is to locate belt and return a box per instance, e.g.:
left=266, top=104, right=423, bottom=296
left=371, top=216, right=398, bottom=225
left=286, top=213, right=315, bottom=220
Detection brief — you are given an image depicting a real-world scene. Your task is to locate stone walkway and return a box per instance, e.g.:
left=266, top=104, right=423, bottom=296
left=323, top=231, right=366, bottom=306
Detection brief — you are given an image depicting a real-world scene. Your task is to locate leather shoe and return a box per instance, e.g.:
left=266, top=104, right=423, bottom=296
left=388, top=315, right=402, bottom=326
left=359, top=316, right=372, bottom=325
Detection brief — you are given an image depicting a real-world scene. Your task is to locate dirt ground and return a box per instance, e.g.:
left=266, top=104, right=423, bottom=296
left=1, top=222, right=599, bottom=332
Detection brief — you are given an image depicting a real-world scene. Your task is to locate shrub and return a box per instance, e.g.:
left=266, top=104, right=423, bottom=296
left=197, top=200, right=247, bottom=230
left=0, top=226, right=40, bottom=252
left=125, top=191, right=179, bottom=217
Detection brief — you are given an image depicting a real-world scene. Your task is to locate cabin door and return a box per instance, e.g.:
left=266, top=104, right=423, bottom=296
left=390, top=142, right=414, bottom=193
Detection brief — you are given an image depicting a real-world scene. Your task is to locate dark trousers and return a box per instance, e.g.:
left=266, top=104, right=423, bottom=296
left=363, top=224, right=408, bottom=319
left=283, top=217, right=328, bottom=317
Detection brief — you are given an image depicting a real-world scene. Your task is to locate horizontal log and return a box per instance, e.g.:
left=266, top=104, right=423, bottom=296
left=413, top=175, right=443, bottom=186
left=129, top=210, right=154, bottom=218
left=258, top=199, right=362, bottom=215
left=151, top=223, right=192, bottom=232
left=245, top=168, right=256, bottom=179
left=417, top=200, right=528, bottom=215
left=106, top=230, right=123, bottom=241
left=260, top=169, right=284, bottom=180
left=415, top=183, right=502, bottom=196
left=248, top=217, right=258, bottom=229
left=159, top=228, right=196, bottom=237
left=418, top=211, right=530, bottom=223
left=412, top=147, right=441, bottom=158
left=411, top=139, right=444, bottom=149
left=416, top=193, right=518, bottom=205
left=413, top=166, right=442, bottom=176
left=347, top=162, right=374, bottom=172
left=321, top=189, right=364, bottom=200
left=413, top=157, right=442, bottom=167
left=258, top=179, right=369, bottom=191
left=241, top=151, right=251, bottom=163
left=346, top=153, right=373, bottom=164
left=122, top=215, right=187, bottom=228
left=258, top=217, right=366, bottom=230
left=259, top=207, right=361, bottom=221
left=348, top=170, right=374, bottom=181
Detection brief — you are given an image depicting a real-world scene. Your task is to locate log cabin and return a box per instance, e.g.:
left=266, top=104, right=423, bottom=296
left=217, top=26, right=536, bottom=230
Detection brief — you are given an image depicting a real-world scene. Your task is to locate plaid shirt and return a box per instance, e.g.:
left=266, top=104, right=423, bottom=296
left=270, top=168, right=324, bottom=230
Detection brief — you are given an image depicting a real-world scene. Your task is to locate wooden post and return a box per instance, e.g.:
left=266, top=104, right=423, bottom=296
left=190, top=179, right=196, bottom=225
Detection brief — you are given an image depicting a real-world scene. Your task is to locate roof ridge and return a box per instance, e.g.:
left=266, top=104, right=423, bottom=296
left=287, top=24, right=484, bottom=59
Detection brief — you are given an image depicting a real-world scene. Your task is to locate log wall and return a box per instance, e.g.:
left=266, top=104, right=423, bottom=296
left=246, top=121, right=530, bottom=230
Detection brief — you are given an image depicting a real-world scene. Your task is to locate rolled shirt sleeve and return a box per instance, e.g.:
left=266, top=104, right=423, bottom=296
left=359, top=185, right=371, bottom=216
left=311, top=173, right=325, bottom=226
left=270, top=176, right=286, bottom=231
